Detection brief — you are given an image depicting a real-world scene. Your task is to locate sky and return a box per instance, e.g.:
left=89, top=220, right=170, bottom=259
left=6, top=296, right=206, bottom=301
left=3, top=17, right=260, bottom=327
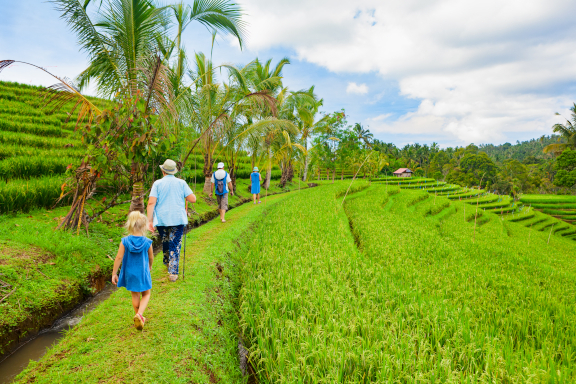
left=2, top=0, right=576, bottom=148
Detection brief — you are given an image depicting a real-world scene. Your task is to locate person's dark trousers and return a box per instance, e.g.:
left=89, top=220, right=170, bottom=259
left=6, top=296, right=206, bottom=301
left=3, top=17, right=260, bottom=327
left=156, top=225, right=185, bottom=275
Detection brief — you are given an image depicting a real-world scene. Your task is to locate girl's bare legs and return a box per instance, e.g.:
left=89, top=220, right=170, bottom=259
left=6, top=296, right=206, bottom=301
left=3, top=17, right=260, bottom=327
left=253, top=194, right=256, bottom=203
left=131, top=291, right=141, bottom=314
left=138, top=290, right=151, bottom=316
left=131, top=290, right=151, bottom=316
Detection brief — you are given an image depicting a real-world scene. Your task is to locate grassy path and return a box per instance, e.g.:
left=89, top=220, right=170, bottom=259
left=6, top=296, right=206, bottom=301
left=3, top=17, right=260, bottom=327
left=15, top=192, right=295, bottom=383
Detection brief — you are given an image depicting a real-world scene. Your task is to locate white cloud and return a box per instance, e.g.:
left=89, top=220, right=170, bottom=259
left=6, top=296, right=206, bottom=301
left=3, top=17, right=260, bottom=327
left=368, top=113, right=392, bottom=122
left=238, top=0, right=576, bottom=144
left=346, top=82, right=368, bottom=95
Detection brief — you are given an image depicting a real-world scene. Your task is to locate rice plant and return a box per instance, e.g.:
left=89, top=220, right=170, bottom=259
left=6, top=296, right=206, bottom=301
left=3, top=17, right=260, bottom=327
left=0, top=176, right=67, bottom=213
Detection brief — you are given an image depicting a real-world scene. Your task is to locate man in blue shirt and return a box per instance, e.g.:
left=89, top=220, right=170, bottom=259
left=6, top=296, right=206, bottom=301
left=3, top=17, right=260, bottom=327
left=147, top=159, right=196, bottom=282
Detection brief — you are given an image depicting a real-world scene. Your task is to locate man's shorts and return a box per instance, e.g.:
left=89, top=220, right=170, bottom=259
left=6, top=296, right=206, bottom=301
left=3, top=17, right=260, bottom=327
left=216, top=193, right=228, bottom=211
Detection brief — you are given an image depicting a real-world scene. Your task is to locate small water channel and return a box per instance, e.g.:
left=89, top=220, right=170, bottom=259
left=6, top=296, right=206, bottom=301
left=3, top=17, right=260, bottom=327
left=0, top=283, right=117, bottom=384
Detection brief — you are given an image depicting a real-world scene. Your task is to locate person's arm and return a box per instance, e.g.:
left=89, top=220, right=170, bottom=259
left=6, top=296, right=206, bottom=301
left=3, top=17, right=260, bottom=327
left=186, top=193, right=196, bottom=203
left=147, top=197, right=157, bottom=232
left=111, top=242, right=125, bottom=285
left=211, top=182, right=215, bottom=196
left=148, top=246, right=154, bottom=271
left=259, top=173, right=262, bottom=181
left=228, top=175, right=234, bottom=196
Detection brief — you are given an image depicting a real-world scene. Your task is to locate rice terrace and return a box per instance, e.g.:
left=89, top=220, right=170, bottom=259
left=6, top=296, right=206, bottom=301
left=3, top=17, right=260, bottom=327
left=1, top=0, right=576, bottom=383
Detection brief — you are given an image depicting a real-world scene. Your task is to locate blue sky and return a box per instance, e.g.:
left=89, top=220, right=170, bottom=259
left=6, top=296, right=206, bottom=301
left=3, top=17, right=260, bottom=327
left=2, top=0, right=576, bottom=148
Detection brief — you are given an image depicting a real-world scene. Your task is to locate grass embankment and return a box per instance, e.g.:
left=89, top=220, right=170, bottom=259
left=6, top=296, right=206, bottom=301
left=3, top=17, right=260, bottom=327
left=520, top=194, right=576, bottom=225
left=0, top=178, right=307, bottom=358
left=14, top=189, right=299, bottom=383
left=236, top=184, right=576, bottom=381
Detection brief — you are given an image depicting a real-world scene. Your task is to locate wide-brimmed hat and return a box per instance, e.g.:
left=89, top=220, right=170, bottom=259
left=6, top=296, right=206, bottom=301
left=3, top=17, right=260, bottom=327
left=160, top=159, right=178, bottom=175
left=253, top=166, right=259, bottom=171
left=217, top=162, right=225, bottom=169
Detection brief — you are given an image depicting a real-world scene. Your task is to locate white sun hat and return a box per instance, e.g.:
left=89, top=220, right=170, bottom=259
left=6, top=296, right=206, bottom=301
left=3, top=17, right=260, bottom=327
left=160, top=159, right=178, bottom=174
left=253, top=166, right=259, bottom=171
left=217, top=162, right=225, bottom=169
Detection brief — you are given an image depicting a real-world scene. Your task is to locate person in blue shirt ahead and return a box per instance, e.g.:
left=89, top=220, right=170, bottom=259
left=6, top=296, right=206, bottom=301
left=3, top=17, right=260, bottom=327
left=250, top=167, right=262, bottom=204
left=147, top=159, right=196, bottom=282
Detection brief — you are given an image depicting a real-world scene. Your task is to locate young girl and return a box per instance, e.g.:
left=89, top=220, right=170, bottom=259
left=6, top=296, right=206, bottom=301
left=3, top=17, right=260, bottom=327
left=112, top=211, right=154, bottom=330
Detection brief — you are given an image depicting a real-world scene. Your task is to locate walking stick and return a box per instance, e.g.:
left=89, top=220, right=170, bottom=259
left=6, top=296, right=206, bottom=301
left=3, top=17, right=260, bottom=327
left=183, top=201, right=187, bottom=281
left=182, top=224, right=186, bottom=281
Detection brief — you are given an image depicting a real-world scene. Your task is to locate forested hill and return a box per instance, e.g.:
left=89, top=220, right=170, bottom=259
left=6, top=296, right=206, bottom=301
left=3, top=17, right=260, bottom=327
left=479, top=135, right=563, bottom=164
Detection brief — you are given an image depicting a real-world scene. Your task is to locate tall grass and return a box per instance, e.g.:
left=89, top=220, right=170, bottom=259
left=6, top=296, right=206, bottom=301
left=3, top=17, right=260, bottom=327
left=521, top=195, right=576, bottom=204
left=0, top=176, right=67, bottom=213
left=237, top=184, right=576, bottom=381
left=0, top=117, right=63, bottom=137
left=0, top=130, right=76, bottom=148
left=0, top=156, right=76, bottom=180
left=0, top=144, right=84, bottom=160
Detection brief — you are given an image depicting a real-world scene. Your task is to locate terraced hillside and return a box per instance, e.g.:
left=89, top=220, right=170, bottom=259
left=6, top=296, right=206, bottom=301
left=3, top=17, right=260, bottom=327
left=375, top=177, right=576, bottom=241
left=0, top=81, right=112, bottom=214
left=0, top=81, right=284, bottom=214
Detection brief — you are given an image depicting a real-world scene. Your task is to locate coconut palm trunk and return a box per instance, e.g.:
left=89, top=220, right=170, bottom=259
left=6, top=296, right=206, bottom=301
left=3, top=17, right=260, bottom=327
left=263, top=167, right=272, bottom=189
left=302, top=154, right=309, bottom=181
left=287, top=162, right=294, bottom=182
left=203, top=153, right=214, bottom=195
left=129, top=162, right=146, bottom=213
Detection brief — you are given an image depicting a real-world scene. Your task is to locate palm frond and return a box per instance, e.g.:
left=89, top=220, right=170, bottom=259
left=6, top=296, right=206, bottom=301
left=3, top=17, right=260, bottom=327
left=0, top=60, right=101, bottom=126
left=189, top=0, right=246, bottom=48
left=543, top=143, right=568, bottom=154
left=52, top=0, right=123, bottom=93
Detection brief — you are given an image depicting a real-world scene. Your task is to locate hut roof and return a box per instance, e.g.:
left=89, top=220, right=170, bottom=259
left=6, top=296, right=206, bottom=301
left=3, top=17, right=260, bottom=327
left=393, top=168, right=412, bottom=174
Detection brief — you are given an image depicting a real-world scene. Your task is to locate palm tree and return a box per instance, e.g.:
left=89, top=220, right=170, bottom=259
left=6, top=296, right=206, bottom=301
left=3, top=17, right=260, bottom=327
left=2, top=0, right=247, bottom=226
left=52, top=0, right=245, bottom=96
left=352, top=123, right=373, bottom=148
left=543, top=104, right=576, bottom=155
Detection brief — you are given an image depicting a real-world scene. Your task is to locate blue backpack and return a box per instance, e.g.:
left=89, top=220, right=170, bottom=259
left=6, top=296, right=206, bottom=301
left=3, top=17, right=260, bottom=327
left=214, top=171, right=228, bottom=196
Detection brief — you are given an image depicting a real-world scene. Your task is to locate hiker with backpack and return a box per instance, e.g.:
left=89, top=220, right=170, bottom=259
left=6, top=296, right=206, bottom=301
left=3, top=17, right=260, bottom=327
left=147, top=159, right=196, bottom=282
left=211, top=162, right=234, bottom=223
left=250, top=167, right=262, bottom=204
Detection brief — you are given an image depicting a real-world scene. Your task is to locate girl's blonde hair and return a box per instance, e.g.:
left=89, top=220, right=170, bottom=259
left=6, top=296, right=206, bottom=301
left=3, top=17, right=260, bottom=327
left=125, top=211, right=148, bottom=235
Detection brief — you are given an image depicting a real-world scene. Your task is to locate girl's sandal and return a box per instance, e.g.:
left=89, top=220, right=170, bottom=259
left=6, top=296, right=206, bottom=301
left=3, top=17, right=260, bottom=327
left=169, top=274, right=178, bottom=282
left=134, top=313, right=146, bottom=330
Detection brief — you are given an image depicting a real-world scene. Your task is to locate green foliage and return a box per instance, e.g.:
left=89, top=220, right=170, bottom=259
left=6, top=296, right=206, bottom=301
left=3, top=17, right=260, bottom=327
left=0, top=130, right=76, bottom=148
left=521, top=193, right=576, bottom=203
left=447, top=151, right=497, bottom=187
left=554, top=148, right=576, bottom=188
left=236, top=182, right=370, bottom=382
left=0, top=117, right=63, bottom=137
left=0, top=156, right=76, bottom=180
left=0, top=176, right=68, bottom=214
left=233, top=183, right=576, bottom=381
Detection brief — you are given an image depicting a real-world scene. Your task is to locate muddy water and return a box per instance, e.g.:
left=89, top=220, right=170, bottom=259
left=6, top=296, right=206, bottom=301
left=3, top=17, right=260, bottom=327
left=0, top=283, right=117, bottom=384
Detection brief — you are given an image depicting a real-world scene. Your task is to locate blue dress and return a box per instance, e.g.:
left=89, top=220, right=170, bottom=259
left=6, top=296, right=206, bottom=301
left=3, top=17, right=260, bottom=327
left=118, top=235, right=153, bottom=292
left=251, top=172, right=261, bottom=194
